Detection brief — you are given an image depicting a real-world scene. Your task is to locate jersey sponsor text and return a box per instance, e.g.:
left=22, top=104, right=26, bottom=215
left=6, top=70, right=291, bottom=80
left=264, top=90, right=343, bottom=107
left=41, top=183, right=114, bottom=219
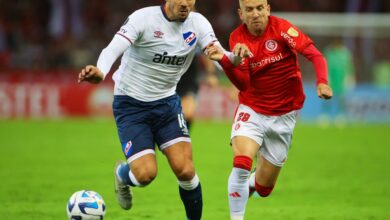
left=250, top=53, right=283, bottom=69
left=281, top=31, right=297, bottom=48
left=152, top=52, right=188, bottom=66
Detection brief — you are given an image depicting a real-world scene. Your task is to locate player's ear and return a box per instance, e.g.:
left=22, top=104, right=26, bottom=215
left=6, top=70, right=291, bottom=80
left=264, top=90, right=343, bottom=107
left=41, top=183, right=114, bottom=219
left=238, top=8, right=243, bottom=21
left=266, top=4, right=271, bottom=16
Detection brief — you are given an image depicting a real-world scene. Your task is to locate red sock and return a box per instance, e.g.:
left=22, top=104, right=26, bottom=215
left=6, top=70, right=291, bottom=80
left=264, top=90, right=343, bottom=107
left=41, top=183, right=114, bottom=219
left=233, top=155, right=252, bottom=171
left=255, top=181, right=274, bottom=197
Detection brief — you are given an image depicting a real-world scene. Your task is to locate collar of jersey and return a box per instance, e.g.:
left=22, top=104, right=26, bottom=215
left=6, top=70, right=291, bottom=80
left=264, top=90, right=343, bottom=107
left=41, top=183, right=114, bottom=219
left=160, top=4, right=186, bottom=23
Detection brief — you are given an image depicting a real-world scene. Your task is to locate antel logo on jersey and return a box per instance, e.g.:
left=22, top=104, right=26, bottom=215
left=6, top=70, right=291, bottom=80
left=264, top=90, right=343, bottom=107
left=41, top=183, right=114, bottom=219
left=153, top=52, right=188, bottom=66
left=265, top=40, right=278, bottom=52
left=183, top=32, right=197, bottom=46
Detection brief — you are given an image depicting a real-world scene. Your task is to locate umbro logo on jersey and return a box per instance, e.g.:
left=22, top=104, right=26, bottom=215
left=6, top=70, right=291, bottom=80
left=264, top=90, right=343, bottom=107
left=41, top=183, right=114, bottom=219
left=183, top=32, right=197, bottom=46
left=119, top=28, right=127, bottom=34
left=154, top=30, right=164, bottom=39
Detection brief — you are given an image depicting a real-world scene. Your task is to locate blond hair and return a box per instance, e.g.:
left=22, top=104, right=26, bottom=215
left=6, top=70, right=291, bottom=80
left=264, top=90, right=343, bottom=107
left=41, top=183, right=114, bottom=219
left=239, top=0, right=269, bottom=8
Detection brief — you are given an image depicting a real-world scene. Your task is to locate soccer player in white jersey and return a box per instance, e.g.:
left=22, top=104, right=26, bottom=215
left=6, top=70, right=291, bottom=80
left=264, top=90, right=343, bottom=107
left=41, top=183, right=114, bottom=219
left=77, top=0, right=237, bottom=219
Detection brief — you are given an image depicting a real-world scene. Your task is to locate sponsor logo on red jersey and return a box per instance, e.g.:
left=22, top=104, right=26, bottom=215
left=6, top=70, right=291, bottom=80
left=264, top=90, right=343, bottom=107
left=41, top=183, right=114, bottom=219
left=287, top=27, right=299, bottom=37
left=250, top=53, right=283, bottom=69
left=281, top=31, right=297, bottom=48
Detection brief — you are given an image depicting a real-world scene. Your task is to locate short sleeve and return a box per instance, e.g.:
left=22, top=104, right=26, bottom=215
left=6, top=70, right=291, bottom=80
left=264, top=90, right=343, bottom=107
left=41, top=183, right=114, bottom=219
left=116, top=10, right=145, bottom=44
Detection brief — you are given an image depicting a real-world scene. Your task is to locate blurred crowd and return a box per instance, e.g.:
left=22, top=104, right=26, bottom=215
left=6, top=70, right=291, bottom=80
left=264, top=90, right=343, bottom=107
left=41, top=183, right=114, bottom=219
left=0, top=0, right=389, bottom=82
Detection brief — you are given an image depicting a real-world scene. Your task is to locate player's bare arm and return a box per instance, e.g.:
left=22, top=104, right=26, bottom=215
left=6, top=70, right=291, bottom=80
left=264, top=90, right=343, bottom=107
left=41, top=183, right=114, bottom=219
left=78, top=65, right=104, bottom=84
left=206, top=44, right=224, bottom=61
left=317, top=83, right=333, bottom=100
left=206, top=43, right=252, bottom=66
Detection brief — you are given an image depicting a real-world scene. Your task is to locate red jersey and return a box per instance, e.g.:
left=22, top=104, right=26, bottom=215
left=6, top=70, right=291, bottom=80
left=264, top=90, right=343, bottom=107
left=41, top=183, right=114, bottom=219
left=221, top=15, right=328, bottom=116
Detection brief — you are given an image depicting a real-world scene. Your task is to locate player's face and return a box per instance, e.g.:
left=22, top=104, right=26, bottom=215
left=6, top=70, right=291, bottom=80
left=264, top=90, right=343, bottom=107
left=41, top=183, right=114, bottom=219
left=239, top=0, right=270, bottom=35
left=165, top=0, right=196, bottom=21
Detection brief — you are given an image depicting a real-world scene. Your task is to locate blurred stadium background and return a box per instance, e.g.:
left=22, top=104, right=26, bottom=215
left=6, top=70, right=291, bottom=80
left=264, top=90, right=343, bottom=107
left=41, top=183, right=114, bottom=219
left=1, top=0, right=390, bottom=219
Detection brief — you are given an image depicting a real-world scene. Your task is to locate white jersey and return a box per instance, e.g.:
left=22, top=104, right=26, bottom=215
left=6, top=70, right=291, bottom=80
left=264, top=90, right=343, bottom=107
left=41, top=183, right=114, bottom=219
left=108, top=6, right=218, bottom=102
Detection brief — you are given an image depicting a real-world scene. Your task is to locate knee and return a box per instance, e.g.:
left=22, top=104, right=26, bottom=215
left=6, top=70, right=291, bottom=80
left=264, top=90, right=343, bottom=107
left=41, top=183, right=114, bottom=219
left=175, top=164, right=195, bottom=181
left=138, top=174, right=156, bottom=186
left=255, top=182, right=274, bottom=197
left=133, top=168, right=157, bottom=186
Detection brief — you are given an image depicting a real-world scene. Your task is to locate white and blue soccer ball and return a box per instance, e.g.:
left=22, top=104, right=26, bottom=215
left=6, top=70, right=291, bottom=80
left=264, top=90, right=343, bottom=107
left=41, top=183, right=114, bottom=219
left=66, top=190, right=106, bottom=220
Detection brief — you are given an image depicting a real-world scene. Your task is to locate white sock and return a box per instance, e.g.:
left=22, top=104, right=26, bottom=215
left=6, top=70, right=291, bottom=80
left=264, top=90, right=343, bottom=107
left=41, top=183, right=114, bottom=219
left=248, top=171, right=256, bottom=189
left=129, top=170, right=143, bottom=187
left=228, top=167, right=250, bottom=218
left=178, top=174, right=200, bottom=190
left=231, top=215, right=244, bottom=220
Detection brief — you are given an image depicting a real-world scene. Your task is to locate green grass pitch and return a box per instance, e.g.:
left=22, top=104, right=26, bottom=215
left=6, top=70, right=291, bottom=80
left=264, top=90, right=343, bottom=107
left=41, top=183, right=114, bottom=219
left=0, top=119, right=389, bottom=219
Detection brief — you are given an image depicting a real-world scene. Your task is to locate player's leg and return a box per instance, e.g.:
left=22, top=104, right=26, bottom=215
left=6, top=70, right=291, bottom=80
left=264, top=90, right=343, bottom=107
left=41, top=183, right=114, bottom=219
left=228, top=104, right=264, bottom=220
left=229, top=136, right=260, bottom=220
left=248, top=154, right=281, bottom=197
left=112, top=95, right=158, bottom=210
left=116, top=154, right=158, bottom=186
left=163, top=142, right=202, bottom=220
left=114, top=154, right=157, bottom=210
left=251, top=110, right=297, bottom=197
left=154, top=94, right=201, bottom=220
left=115, top=129, right=157, bottom=210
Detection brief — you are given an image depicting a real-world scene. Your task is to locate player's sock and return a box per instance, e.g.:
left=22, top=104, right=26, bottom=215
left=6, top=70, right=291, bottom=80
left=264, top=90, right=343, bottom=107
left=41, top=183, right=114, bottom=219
left=228, top=155, right=252, bottom=218
left=178, top=174, right=202, bottom=220
left=128, top=170, right=143, bottom=187
left=116, top=163, right=141, bottom=187
left=231, top=215, right=244, bottom=220
left=248, top=171, right=256, bottom=197
left=255, top=181, right=274, bottom=197
left=248, top=171, right=255, bottom=188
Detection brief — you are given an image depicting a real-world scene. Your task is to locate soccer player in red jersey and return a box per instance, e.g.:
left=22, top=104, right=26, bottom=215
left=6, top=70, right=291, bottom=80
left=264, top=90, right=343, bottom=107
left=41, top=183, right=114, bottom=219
left=206, top=0, right=333, bottom=219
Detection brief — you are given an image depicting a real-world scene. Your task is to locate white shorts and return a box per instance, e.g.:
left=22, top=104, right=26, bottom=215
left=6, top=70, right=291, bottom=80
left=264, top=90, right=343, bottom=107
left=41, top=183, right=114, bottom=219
left=231, top=104, right=297, bottom=167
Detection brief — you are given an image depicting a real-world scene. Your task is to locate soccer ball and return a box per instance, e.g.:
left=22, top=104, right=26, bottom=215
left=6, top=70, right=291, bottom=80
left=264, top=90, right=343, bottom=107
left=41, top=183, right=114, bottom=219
left=66, top=190, right=106, bottom=220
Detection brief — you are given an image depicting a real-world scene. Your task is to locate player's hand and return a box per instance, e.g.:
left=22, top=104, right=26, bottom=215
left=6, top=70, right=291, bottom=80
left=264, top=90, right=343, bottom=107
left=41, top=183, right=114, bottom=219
left=233, top=43, right=253, bottom=58
left=317, top=83, right=333, bottom=100
left=78, top=65, right=104, bottom=84
left=206, top=44, right=224, bottom=61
